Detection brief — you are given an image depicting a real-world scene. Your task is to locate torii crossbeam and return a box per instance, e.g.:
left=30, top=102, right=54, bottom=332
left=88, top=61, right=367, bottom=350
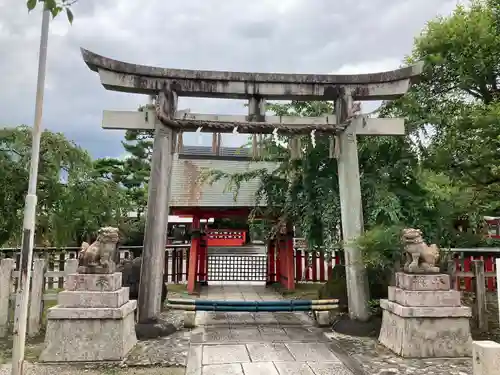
left=81, top=48, right=422, bottom=325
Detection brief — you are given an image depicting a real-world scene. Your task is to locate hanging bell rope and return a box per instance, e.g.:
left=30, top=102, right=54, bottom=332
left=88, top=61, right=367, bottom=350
left=328, top=137, right=334, bottom=159
left=212, top=132, right=221, bottom=155
left=289, top=137, right=302, bottom=160
left=177, top=131, right=184, bottom=153
left=252, top=134, right=258, bottom=158
left=258, top=134, right=263, bottom=158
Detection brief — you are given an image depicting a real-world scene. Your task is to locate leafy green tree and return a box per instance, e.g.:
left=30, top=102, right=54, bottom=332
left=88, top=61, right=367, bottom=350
left=0, top=144, right=27, bottom=245
left=201, top=101, right=343, bottom=254
left=383, top=0, right=500, bottom=215
left=0, top=126, right=130, bottom=247
left=26, top=0, right=75, bottom=23
left=201, top=101, right=427, bottom=253
left=94, top=129, right=152, bottom=217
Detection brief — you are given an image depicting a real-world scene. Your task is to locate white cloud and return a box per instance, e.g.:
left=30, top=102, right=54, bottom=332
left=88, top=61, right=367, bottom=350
left=0, top=0, right=457, bottom=158
left=332, top=58, right=403, bottom=114
left=333, top=58, right=403, bottom=75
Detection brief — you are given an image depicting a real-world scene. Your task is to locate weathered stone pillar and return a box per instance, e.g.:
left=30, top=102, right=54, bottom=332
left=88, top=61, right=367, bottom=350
left=138, top=89, right=177, bottom=324
left=248, top=96, right=266, bottom=158
left=335, top=88, right=370, bottom=321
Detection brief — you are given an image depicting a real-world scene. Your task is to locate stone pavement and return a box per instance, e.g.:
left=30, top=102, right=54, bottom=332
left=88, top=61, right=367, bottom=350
left=185, top=285, right=358, bottom=375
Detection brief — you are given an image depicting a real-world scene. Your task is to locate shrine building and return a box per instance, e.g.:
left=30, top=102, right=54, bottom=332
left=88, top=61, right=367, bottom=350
left=168, top=143, right=293, bottom=293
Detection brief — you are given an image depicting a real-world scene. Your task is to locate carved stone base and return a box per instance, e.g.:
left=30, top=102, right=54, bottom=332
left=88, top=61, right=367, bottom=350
left=65, top=272, right=123, bottom=292
left=395, top=272, right=450, bottom=291
left=77, top=263, right=116, bottom=274
left=40, top=273, right=137, bottom=362
left=39, top=301, right=137, bottom=362
left=379, top=272, right=472, bottom=358
left=387, top=286, right=461, bottom=307
left=378, top=300, right=472, bottom=358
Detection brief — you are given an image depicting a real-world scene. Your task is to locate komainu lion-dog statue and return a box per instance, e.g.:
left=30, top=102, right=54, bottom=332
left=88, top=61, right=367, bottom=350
left=401, top=228, right=440, bottom=274
left=77, top=226, right=120, bottom=274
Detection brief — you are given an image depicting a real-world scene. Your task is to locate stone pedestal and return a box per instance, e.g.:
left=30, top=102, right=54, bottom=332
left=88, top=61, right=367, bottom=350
left=40, top=273, right=137, bottom=362
left=378, top=273, right=472, bottom=358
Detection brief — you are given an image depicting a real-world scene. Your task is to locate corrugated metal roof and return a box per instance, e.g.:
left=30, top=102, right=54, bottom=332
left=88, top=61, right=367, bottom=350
left=170, top=153, right=278, bottom=207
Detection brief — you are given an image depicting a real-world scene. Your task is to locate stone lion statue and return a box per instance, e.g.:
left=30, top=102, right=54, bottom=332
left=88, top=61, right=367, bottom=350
left=401, top=228, right=440, bottom=274
left=77, top=226, right=120, bottom=274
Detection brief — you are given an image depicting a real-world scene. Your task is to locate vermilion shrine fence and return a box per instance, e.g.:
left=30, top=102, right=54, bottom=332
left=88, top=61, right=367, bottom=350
left=451, top=249, right=500, bottom=292
left=0, top=246, right=498, bottom=292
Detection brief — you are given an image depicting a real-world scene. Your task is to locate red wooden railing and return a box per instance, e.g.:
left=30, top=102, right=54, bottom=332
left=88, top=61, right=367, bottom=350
left=451, top=249, right=499, bottom=292
left=292, top=245, right=499, bottom=291
left=291, top=249, right=344, bottom=283
left=1, top=245, right=498, bottom=290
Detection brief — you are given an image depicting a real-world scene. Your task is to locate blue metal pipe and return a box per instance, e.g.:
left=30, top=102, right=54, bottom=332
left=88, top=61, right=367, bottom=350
left=167, top=303, right=337, bottom=312
left=190, top=305, right=314, bottom=312
left=168, top=298, right=338, bottom=306
left=194, top=300, right=313, bottom=307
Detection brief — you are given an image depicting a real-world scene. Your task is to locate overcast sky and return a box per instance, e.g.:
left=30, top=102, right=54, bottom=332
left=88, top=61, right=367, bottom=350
left=0, top=0, right=459, bottom=159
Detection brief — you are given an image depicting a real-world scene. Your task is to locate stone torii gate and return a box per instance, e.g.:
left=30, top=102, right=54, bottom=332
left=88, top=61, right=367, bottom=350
left=81, top=48, right=422, bottom=325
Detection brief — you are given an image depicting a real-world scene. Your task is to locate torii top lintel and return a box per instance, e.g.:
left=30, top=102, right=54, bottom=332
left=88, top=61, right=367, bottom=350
left=81, top=48, right=423, bottom=101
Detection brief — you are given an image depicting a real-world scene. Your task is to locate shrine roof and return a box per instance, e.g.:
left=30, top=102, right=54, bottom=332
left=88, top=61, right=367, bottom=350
left=170, top=154, right=277, bottom=208
left=179, top=145, right=252, bottom=160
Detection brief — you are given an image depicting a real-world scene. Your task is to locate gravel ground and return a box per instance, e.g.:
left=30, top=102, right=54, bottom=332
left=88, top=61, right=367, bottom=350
left=0, top=364, right=184, bottom=375
left=325, top=332, right=473, bottom=375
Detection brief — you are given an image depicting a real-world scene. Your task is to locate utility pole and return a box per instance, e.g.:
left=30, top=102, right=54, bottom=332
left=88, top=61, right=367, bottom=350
left=11, top=5, right=50, bottom=375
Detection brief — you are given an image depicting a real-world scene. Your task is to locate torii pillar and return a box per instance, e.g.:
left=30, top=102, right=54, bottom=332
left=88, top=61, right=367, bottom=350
left=137, top=85, right=177, bottom=326
left=335, top=88, right=370, bottom=322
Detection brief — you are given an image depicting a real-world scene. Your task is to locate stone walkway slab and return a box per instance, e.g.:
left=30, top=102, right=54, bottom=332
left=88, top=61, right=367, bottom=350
left=246, top=343, right=295, bottom=362
left=202, top=344, right=250, bottom=365
left=242, top=362, right=279, bottom=375
left=203, top=364, right=243, bottom=375
left=285, top=343, right=342, bottom=362
left=274, top=362, right=316, bottom=375
left=185, top=286, right=355, bottom=375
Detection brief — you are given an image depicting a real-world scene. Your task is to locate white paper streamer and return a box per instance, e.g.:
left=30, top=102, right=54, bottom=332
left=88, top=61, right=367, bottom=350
left=310, top=129, right=316, bottom=148
left=272, top=128, right=279, bottom=144
left=196, top=126, right=203, bottom=145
